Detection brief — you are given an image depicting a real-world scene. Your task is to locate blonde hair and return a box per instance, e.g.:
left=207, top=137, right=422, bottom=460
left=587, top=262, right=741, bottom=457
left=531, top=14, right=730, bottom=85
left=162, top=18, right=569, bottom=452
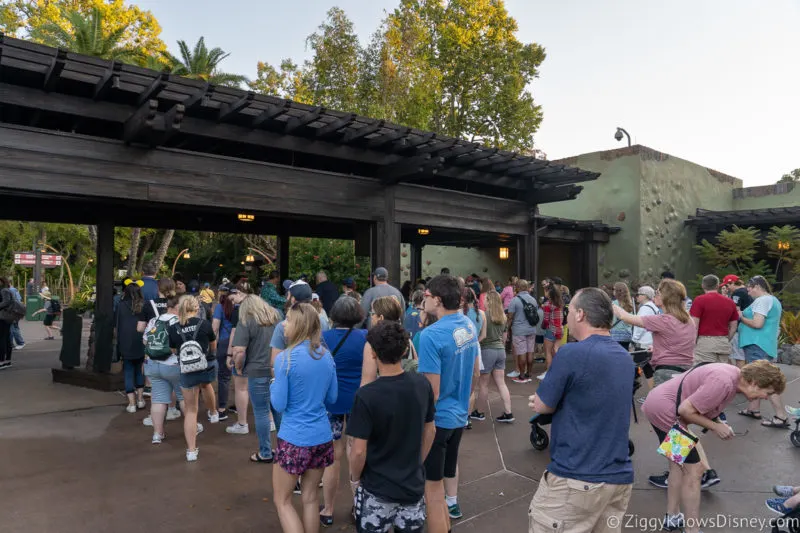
left=283, top=303, right=324, bottom=373
left=613, top=282, right=633, bottom=313
left=177, top=295, right=200, bottom=325
left=658, top=279, right=690, bottom=324
left=514, top=279, right=530, bottom=293
left=485, top=290, right=506, bottom=326
left=371, top=296, right=403, bottom=323
left=238, top=294, right=280, bottom=328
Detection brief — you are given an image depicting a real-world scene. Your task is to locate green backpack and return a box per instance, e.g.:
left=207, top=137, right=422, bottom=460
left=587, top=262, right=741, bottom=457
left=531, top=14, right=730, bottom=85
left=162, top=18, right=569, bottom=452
left=145, top=316, right=174, bottom=360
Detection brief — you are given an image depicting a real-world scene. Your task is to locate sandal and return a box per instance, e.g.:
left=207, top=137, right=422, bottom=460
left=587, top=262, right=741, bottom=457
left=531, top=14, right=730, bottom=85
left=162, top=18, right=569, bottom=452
left=319, top=506, right=334, bottom=528
left=738, top=409, right=762, bottom=419
left=762, top=416, right=790, bottom=429
left=249, top=452, right=273, bottom=463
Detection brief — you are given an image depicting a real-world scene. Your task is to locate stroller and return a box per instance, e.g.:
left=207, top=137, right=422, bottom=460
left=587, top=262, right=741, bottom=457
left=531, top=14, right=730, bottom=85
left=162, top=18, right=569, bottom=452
left=770, top=508, right=800, bottom=533
left=528, top=350, right=650, bottom=456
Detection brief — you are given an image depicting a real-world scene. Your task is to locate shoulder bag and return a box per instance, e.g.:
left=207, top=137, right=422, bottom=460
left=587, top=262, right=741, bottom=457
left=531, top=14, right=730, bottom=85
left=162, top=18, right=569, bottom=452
left=656, top=366, right=704, bottom=464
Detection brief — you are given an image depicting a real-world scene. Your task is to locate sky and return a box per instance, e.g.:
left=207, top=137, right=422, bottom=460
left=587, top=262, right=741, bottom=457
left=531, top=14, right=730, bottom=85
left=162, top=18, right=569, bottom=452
left=131, top=0, right=800, bottom=187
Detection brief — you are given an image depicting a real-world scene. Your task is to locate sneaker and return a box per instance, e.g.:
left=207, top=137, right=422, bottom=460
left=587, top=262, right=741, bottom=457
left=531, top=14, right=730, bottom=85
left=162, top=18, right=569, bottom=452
left=196, top=423, right=204, bottom=435
left=136, top=400, right=146, bottom=410
left=662, top=513, right=684, bottom=531
left=142, top=416, right=153, bottom=427
left=536, top=372, right=547, bottom=380
left=448, top=503, right=463, bottom=519
left=270, top=418, right=276, bottom=432
left=464, top=421, right=472, bottom=430
left=496, top=412, right=515, bottom=423
left=774, top=485, right=796, bottom=498
left=207, top=410, right=220, bottom=424
left=718, top=412, right=727, bottom=423
left=649, top=472, right=669, bottom=489
left=512, top=377, right=527, bottom=384
left=228, top=405, right=238, bottom=414
left=152, top=433, right=164, bottom=444
left=293, top=481, right=302, bottom=495
left=701, top=469, right=721, bottom=489
left=14, top=343, right=25, bottom=350
left=216, top=410, right=229, bottom=421
left=186, top=449, right=199, bottom=462
left=507, top=370, right=520, bottom=378
left=0, top=361, right=10, bottom=369
left=785, top=405, right=800, bottom=417
left=524, top=374, right=533, bottom=383
left=226, top=422, right=250, bottom=435
left=766, top=498, right=793, bottom=515
left=166, top=407, right=182, bottom=421
left=143, top=386, right=152, bottom=397
left=126, top=404, right=137, bottom=414
left=469, top=410, right=486, bottom=421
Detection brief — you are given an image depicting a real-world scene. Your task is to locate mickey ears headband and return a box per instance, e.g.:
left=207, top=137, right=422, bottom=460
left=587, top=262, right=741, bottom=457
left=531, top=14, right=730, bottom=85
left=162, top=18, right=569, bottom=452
left=124, top=278, right=145, bottom=288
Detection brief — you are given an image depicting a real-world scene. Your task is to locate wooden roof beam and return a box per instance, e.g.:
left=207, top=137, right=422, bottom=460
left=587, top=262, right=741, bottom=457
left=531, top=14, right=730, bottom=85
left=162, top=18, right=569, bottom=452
left=380, top=153, right=434, bottom=185
left=452, top=148, right=498, bottom=166
left=392, top=132, right=434, bottom=153
left=123, top=99, right=158, bottom=144
left=507, top=160, right=549, bottom=177
left=92, top=61, right=121, bottom=100
left=438, top=143, right=479, bottom=161
left=491, top=158, right=529, bottom=174
left=416, top=138, right=457, bottom=155
left=366, top=127, right=411, bottom=148
left=148, top=103, right=185, bottom=147
left=43, top=49, right=68, bottom=92
left=136, top=72, right=168, bottom=106
left=473, top=153, right=513, bottom=170
left=315, top=113, right=357, bottom=138
left=342, top=120, right=384, bottom=143
left=218, top=92, right=254, bottom=122
left=252, top=101, right=291, bottom=127
left=285, top=106, right=325, bottom=134
left=181, top=83, right=214, bottom=111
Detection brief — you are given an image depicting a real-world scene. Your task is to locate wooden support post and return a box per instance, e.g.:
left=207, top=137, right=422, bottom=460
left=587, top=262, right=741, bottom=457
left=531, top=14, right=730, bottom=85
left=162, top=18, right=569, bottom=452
left=383, top=187, right=402, bottom=288
left=410, top=242, right=423, bottom=284
left=93, top=221, right=114, bottom=373
left=585, top=242, right=599, bottom=287
left=278, top=234, right=290, bottom=288
left=532, top=216, right=540, bottom=291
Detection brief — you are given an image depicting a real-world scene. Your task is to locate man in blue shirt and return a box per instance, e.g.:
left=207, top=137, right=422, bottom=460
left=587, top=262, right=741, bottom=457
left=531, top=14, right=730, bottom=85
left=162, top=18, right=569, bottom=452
left=140, top=261, right=159, bottom=302
left=270, top=281, right=330, bottom=360
left=418, top=275, right=480, bottom=533
left=529, top=287, right=634, bottom=533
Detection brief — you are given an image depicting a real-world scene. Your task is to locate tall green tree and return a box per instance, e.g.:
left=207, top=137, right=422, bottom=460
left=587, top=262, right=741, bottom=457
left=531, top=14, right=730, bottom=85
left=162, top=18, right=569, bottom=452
left=170, top=36, right=248, bottom=87
left=778, top=169, right=800, bottom=183
left=249, top=59, right=313, bottom=103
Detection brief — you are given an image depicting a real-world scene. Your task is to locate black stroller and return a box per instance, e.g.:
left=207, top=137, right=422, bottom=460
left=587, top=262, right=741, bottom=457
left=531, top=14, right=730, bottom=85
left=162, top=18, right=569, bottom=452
left=528, top=350, right=650, bottom=457
left=770, top=509, right=800, bottom=533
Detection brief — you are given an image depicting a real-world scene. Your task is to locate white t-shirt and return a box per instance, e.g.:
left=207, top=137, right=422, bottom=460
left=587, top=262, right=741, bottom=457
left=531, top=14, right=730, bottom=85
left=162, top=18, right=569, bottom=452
left=632, top=302, right=659, bottom=347
left=750, top=295, right=774, bottom=317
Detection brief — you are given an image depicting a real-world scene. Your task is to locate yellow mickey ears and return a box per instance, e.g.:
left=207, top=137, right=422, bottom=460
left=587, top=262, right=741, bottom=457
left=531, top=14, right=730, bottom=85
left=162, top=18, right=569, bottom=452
left=124, top=279, right=145, bottom=287
left=124, top=279, right=133, bottom=286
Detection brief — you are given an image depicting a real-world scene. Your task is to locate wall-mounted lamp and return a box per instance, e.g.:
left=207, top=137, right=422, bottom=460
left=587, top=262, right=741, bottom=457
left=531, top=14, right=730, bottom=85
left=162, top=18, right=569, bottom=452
left=417, top=228, right=430, bottom=236
left=499, top=247, right=509, bottom=260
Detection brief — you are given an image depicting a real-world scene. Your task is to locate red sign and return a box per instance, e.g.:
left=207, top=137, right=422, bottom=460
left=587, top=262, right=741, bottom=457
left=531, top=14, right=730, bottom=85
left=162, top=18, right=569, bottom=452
left=13, top=252, right=62, bottom=268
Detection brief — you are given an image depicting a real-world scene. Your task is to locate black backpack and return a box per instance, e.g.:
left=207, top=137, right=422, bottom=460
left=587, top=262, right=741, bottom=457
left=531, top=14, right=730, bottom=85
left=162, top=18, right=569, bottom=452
left=516, top=295, right=540, bottom=327
left=49, top=299, right=61, bottom=314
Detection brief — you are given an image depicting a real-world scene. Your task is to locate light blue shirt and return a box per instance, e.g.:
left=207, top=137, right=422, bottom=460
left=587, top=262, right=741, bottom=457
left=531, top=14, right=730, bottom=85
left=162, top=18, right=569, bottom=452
left=418, top=313, right=479, bottom=429
left=271, top=340, right=338, bottom=447
left=270, top=316, right=331, bottom=350
left=739, top=295, right=782, bottom=357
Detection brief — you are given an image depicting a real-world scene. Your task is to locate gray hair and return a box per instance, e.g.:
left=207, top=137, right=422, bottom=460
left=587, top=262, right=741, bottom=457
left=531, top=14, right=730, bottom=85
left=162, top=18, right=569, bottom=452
left=329, top=295, right=365, bottom=328
left=411, top=289, right=425, bottom=307
left=701, top=274, right=719, bottom=291
left=572, top=288, right=613, bottom=330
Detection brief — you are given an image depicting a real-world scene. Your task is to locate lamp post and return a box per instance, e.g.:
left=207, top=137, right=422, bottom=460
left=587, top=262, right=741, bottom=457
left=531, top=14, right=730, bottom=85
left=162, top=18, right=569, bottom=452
left=171, top=249, right=190, bottom=276
left=614, top=127, right=631, bottom=147
left=41, top=243, right=75, bottom=303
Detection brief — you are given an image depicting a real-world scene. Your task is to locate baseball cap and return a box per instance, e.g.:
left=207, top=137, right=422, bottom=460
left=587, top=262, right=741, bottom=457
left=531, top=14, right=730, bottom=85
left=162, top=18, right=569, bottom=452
left=722, top=274, right=739, bottom=285
left=282, top=279, right=293, bottom=291
left=342, top=277, right=355, bottom=289
left=289, top=280, right=313, bottom=302
left=637, top=286, right=655, bottom=299
left=374, top=267, right=389, bottom=281
left=311, top=293, right=320, bottom=301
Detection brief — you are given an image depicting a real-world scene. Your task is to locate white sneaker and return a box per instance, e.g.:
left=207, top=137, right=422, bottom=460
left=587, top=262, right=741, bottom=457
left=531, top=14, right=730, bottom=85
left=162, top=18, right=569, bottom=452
left=137, top=400, right=146, bottom=409
left=507, top=370, right=520, bottom=378
left=186, top=449, right=199, bottom=462
left=536, top=372, right=547, bottom=380
left=142, top=416, right=153, bottom=427
left=152, top=433, right=164, bottom=444
left=14, top=344, right=24, bottom=350
left=196, top=423, right=204, bottom=435
left=226, top=422, right=250, bottom=435
left=207, top=410, right=220, bottom=424
left=166, top=407, right=182, bottom=420
left=126, top=404, right=137, bottom=413
left=270, top=419, right=276, bottom=432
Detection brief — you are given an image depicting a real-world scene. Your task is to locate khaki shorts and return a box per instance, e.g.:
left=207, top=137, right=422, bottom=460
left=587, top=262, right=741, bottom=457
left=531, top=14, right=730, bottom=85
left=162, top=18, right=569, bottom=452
left=529, top=472, right=632, bottom=533
left=694, top=336, right=731, bottom=364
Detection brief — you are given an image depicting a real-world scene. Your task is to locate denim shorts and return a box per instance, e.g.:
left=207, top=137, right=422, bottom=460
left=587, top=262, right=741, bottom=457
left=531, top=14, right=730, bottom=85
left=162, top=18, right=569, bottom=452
left=543, top=330, right=556, bottom=342
left=144, top=359, right=183, bottom=403
left=743, top=344, right=773, bottom=363
left=179, top=359, right=218, bottom=389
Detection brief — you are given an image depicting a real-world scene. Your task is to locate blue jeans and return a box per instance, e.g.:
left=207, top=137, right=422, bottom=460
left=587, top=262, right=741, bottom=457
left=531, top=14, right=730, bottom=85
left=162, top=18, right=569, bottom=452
left=216, top=349, right=231, bottom=409
left=10, top=322, right=24, bottom=346
left=743, top=344, right=772, bottom=363
left=248, top=376, right=281, bottom=459
left=123, top=358, right=145, bottom=394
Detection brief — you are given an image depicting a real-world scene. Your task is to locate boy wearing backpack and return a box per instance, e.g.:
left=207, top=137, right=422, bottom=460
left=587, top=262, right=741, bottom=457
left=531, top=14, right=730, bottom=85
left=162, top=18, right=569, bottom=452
left=507, top=279, right=540, bottom=383
left=32, top=289, right=61, bottom=340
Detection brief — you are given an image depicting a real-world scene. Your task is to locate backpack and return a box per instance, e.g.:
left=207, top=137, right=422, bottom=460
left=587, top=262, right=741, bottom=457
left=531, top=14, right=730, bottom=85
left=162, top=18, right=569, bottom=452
left=516, top=295, right=540, bottom=327
left=49, top=299, right=61, bottom=315
left=0, top=290, right=25, bottom=323
left=178, top=319, right=208, bottom=374
left=145, top=315, right=175, bottom=361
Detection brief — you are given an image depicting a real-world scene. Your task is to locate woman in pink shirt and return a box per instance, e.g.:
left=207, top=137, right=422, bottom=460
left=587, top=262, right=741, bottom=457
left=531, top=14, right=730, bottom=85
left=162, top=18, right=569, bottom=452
left=613, top=279, right=696, bottom=386
left=641, top=361, right=785, bottom=533
left=500, top=276, right=516, bottom=311
left=477, top=278, right=494, bottom=311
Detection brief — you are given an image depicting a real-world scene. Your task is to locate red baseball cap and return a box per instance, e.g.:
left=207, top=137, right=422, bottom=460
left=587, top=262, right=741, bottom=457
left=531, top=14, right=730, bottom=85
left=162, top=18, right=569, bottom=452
left=721, top=274, right=739, bottom=285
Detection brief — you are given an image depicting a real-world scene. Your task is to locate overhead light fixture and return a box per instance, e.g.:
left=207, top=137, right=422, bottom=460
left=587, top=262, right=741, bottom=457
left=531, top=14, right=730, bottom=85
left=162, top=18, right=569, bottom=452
left=237, top=213, right=255, bottom=222
left=778, top=241, right=791, bottom=251
left=183, top=252, right=191, bottom=259
left=417, top=228, right=430, bottom=236
left=240, top=261, right=245, bottom=265
left=218, top=263, right=224, bottom=267
left=499, top=247, right=509, bottom=260
left=245, top=254, right=255, bottom=263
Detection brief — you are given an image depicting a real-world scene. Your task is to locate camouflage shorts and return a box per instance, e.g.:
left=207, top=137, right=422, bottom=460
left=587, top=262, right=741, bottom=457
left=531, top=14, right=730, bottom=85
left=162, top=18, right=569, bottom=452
left=354, top=485, right=425, bottom=533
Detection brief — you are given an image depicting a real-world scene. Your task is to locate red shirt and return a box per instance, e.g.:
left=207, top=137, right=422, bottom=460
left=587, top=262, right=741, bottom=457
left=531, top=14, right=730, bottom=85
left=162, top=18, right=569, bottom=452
left=690, top=292, right=739, bottom=337
left=542, top=303, right=563, bottom=339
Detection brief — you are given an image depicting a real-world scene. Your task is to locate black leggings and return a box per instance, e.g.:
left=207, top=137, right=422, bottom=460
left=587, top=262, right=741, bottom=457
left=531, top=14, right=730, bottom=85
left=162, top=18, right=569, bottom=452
left=0, top=321, right=12, bottom=363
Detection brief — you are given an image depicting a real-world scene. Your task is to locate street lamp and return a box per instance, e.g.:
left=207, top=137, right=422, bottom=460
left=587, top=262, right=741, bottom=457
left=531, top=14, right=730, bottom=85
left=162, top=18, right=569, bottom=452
left=615, top=127, right=631, bottom=147
left=171, top=248, right=190, bottom=276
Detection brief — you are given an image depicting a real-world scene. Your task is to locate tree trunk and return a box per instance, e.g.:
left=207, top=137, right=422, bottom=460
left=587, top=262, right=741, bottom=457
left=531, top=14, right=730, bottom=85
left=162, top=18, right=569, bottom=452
left=127, top=228, right=141, bottom=277
left=151, top=229, right=175, bottom=274
left=135, top=233, right=156, bottom=274
left=87, top=225, right=97, bottom=248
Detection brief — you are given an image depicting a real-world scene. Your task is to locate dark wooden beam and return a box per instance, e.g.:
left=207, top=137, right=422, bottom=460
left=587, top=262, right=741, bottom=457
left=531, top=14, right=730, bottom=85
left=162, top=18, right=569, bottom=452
left=92, top=61, right=121, bottom=100
left=452, top=148, right=498, bottom=166
left=315, top=113, right=357, bottom=138
left=252, top=101, right=291, bottom=127
left=136, top=72, right=168, bottom=106
left=218, top=92, right=254, bottom=122
left=526, top=185, right=584, bottom=204
left=43, top=48, right=68, bottom=92
left=392, top=132, right=434, bottom=153
left=285, top=106, right=325, bottom=134
left=490, top=157, right=528, bottom=173
left=123, top=99, right=158, bottom=144
left=473, top=153, right=513, bottom=170
left=342, top=120, right=384, bottom=143
left=507, top=160, right=549, bottom=177
left=148, top=103, right=185, bottom=147
left=367, top=127, right=411, bottom=149
left=439, top=143, right=479, bottom=161
left=379, top=153, right=431, bottom=185
left=416, top=138, right=457, bottom=155
left=182, top=83, right=214, bottom=111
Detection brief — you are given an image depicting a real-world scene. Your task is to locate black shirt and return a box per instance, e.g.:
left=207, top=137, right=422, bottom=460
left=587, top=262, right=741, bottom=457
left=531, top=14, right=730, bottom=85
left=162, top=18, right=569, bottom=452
left=346, top=372, right=435, bottom=503
left=168, top=317, right=217, bottom=361
left=315, top=281, right=340, bottom=314
left=115, top=299, right=146, bottom=360
left=143, top=298, right=167, bottom=322
left=732, top=287, right=753, bottom=311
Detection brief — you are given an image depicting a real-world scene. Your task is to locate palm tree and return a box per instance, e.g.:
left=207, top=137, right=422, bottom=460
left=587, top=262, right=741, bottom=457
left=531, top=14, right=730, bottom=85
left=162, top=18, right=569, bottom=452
left=29, top=7, right=142, bottom=63
left=170, top=37, right=248, bottom=87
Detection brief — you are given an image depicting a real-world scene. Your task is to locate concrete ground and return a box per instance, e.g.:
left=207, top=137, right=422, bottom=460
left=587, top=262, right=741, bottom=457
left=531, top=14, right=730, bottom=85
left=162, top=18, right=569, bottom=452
left=1, top=321, right=799, bottom=533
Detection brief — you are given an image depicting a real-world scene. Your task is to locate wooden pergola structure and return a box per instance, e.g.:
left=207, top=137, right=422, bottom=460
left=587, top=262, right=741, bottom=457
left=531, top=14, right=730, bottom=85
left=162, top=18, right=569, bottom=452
left=0, top=35, right=611, bottom=376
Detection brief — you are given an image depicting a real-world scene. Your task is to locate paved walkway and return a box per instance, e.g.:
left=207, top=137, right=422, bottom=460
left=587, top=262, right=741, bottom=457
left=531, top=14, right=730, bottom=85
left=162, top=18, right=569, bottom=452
left=1, top=325, right=798, bottom=533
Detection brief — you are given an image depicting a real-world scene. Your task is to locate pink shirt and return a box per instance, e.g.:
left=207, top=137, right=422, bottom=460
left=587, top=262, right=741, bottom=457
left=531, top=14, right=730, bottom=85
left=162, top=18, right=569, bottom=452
left=642, top=364, right=740, bottom=432
left=641, top=314, right=696, bottom=368
left=500, top=286, right=515, bottom=310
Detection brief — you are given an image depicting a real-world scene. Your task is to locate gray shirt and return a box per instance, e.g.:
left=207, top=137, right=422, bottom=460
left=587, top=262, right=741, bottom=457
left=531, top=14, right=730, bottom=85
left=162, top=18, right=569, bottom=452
left=232, top=320, right=276, bottom=379
left=361, top=283, right=406, bottom=324
left=507, top=291, right=539, bottom=337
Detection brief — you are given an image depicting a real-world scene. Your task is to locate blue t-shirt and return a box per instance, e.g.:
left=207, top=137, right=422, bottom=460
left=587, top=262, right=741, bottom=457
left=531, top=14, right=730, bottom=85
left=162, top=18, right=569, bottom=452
left=271, top=340, right=338, bottom=447
left=403, top=310, right=423, bottom=337
left=536, top=335, right=634, bottom=484
left=141, top=277, right=159, bottom=303
left=323, top=328, right=368, bottom=415
left=212, top=303, right=235, bottom=341
left=270, top=316, right=331, bottom=350
left=418, top=313, right=479, bottom=429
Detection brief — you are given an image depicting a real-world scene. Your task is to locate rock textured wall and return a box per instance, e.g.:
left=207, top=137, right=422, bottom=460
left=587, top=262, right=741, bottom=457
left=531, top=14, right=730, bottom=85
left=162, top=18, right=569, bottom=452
left=399, top=243, right=517, bottom=284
